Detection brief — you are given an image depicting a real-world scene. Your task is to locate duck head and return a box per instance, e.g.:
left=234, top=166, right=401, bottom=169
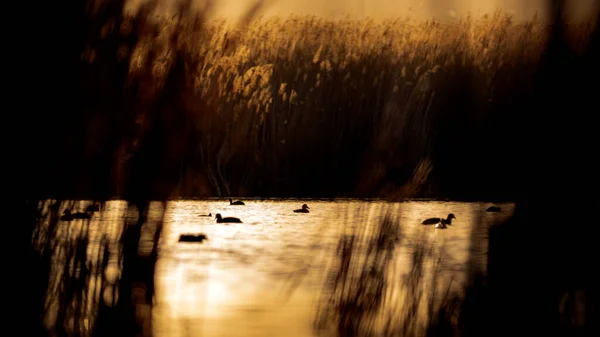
left=302, top=204, right=310, bottom=210
left=215, top=213, right=222, bottom=220
left=86, top=204, right=100, bottom=213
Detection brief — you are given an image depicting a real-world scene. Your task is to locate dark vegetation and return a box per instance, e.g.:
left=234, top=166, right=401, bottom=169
left=19, top=1, right=595, bottom=201
left=13, top=0, right=600, bottom=336
left=314, top=209, right=463, bottom=337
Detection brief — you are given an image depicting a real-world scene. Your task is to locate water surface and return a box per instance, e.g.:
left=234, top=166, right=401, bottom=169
left=36, top=199, right=514, bottom=336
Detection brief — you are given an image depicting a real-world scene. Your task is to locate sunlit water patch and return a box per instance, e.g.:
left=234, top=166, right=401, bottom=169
left=34, top=199, right=514, bottom=336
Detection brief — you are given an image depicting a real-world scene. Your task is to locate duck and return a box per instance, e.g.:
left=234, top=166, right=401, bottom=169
left=198, top=212, right=212, bottom=217
left=215, top=213, right=242, bottom=223
left=293, top=204, right=310, bottom=213
left=60, top=209, right=92, bottom=221
left=178, top=233, right=208, bottom=243
left=229, top=198, right=245, bottom=205
left=86, top=204, right=101, bottom=213
left=422, top=213, right=456, bottom=226
left=486, top=206, right=501, bottom=212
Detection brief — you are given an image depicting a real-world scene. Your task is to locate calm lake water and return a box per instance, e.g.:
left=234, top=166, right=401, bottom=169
left=36, top=199, right=514, bottom=337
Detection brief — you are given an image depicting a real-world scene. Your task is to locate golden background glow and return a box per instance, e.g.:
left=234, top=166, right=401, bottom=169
left=126, top=0, right=598, bottom=22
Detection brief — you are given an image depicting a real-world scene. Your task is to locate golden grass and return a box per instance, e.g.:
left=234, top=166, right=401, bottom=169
left=83, top=10, right=593, bottom=197
left=127, top=12, right=549, bottom=119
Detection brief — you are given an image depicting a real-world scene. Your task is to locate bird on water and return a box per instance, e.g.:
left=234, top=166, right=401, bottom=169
left=86, top=204, right=101, bottom=213
left=229, top=198, right=245, bottom=205
left=60, top=209, right=92, bottom=221
left=293, top=204, right=310, bottom=213
left=422, top=213, right=456, bottom=229
left=215, top=213, right=243, bottom=223
left=179, top=233, right=208, bottom=243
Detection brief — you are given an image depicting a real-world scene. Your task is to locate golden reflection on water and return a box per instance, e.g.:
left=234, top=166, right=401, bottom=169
left=35, top=199, right=514, bottom=336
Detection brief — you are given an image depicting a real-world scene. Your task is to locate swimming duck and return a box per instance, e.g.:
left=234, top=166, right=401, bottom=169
left=422, top=213, right=456, bottom=226
left=60, top=209, right=92, bottom=221
left=86, top=204, right=101, bottom=213
left=229, top=198, right=245, bottom=205
left=486, top=206, right=501, bottom=212
left=293, top=204, right=310, bottom=213
left=198, top=212, right=212, bottom=217
left=215, top=213, right=242, bottom=223
left=178, top=233, right=208, bottom=243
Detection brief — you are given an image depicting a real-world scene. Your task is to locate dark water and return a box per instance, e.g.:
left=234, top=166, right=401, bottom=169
left=34, top=199, right=514, bottom=336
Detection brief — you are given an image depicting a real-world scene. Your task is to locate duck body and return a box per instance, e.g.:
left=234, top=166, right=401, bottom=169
left=179, top=233, right=208, bottom=242
left=422, top=213, right=456, bottom=226
left=60, top=209, right=92, bottom=221
left=486, top=206, right=501, bottom=212
left=293, top=204, right=310, bottom=213
left=229, top=198, right=245, bottom=205
left=422, top=217, right=443, bottom=225
left=72, top=212, right=92, bottom=219
left=86, top=204, right=100, bottom=213
left=215, top=213, right=242, bottom=223
left=60, top=213, right=73, bottom=221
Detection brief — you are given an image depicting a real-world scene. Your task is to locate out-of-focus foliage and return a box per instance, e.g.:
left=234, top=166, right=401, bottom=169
left=66, top=9, right=596, bottom=199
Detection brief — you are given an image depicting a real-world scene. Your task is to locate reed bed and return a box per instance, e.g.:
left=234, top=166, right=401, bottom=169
left=68, top=8, right=594, bottom=200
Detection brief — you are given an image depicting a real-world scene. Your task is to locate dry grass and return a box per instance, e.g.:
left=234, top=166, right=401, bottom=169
left=76, top=9, right=594, bottom=198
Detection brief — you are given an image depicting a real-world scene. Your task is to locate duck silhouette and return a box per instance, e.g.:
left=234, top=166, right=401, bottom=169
left=486, top=206, right=501, bottom=212
left=198, top=212, right=212, bottom=217
left=229, top=198, right=245, bottom=205
left=86, top=204, right=101, bottom=213
left=215, top=213, right=242, bottom=223
left=60, top=209, right=92, bottom=221
left=421, top=213, right=456, bottom=228
left=179, top=233, right=208, bottom=243
left=293, top=204, right=310, bottom=213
